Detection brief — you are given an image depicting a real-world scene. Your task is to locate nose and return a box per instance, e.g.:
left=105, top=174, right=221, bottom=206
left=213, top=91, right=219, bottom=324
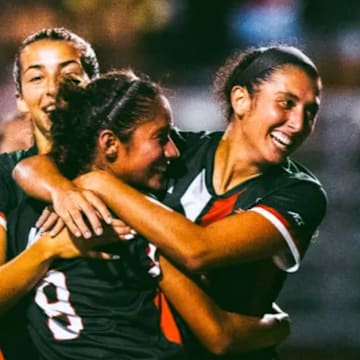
left=46, top=77, right=60, bottom=97
left=164, top=137, right=180, bottom=159
left=287, top=107, right=305, bottom=133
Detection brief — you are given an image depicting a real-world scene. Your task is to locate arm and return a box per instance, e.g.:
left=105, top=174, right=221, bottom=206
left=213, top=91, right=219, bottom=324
left=0, top=225, right=53, bottom=314
left=74, top=171, right=286, bottom=272
left=0, top=224, right=119, bottom=315
left=12, top=155, right=112, bottom=238
left=159, top=256, right=289, bottom=354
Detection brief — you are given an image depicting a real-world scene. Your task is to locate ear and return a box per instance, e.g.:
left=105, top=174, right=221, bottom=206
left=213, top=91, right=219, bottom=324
left=98, top=129, right=120, bottom=161
left=230, top=85, right=251, bottom=118
left=16, top=92, right=29, bottom=113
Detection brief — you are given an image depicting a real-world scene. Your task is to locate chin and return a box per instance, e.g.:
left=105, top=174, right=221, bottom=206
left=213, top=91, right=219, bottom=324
left=147, top=176, right=166, bottom=193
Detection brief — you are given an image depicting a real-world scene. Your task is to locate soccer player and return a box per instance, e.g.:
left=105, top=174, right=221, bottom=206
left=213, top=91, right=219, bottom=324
left=43, top=45, right=326, bottom=359
left=0, top=27, right=112, bottom=360
left=9, top=70, right=289, bottom=359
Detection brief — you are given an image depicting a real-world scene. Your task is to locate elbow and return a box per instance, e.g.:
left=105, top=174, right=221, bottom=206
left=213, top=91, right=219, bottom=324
left=179, top=249, right=210, bottom=273
left=201, top=327, right=233, bottom=355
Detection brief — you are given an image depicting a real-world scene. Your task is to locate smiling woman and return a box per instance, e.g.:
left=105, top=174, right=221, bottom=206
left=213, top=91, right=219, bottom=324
left=12, top=45, right=326, bottom=360
left=15, top=39, right=93, bottom=154
left=65, top=45, right=327, bottom=359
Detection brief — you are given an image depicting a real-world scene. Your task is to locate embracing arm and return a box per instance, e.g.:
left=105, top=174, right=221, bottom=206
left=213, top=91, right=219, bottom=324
left=159, top=256, right=289, bottom=353
left=0, top=224, right=120, bottom=315
left=75, top=171, right=285, bottom=272
left=0, top=226, right=54, bottom=314
left=12, top=155, right=112, bottom=238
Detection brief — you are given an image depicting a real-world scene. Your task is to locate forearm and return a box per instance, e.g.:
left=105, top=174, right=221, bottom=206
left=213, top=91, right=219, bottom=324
left=13, top=154, right=74, bottom=202
left=75, top=171, right=209, bottom=269
left=0, top=235, right=53, bottom=314
left=159, top=257, right=289, bottom=354
left=75, top=171, right=281, bottom=271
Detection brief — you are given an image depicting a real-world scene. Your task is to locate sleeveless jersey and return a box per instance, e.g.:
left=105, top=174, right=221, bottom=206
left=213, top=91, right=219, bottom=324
left=163, top=130, right=327, bottom=359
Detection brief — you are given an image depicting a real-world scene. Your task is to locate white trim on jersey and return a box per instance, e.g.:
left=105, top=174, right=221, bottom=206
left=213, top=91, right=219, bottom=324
left=180, top=169, right=211, bottom=222
left=0, top=213, right=6, bottom=231
left=250, top=206, right=300, bottom=273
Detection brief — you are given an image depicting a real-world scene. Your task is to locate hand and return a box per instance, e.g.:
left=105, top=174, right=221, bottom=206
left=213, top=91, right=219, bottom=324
left=49, top=186, right=113, bottom=239
left=111, top=218, right=136, bottom=240
left=43, top=226, right=120, bottom=260
left=36, top=206, right=65, bottom=237
left=261, top=303, right=291, bottom=343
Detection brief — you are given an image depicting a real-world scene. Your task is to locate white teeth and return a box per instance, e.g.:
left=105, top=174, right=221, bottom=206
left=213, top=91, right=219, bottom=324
left=43, top=105, right=56, bottom=113
left=270, top=131, right=291, bottom=146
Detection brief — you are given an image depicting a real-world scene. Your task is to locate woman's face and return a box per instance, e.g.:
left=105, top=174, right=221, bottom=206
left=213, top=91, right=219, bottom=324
left=17, top=40, right=90, bottom=142
left=112, top=96, right=179, bottom=192
left=239, top=65, right=321, bottom=166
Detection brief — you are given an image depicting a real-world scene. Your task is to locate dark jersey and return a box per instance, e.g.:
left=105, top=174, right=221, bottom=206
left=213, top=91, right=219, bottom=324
left=0, top=146, right=37, bottom=231
left=0, top=146, right=38, bottom=360
left=7, top=196, right=185, bottom=360
left=164, top=131, right=327, bottom=360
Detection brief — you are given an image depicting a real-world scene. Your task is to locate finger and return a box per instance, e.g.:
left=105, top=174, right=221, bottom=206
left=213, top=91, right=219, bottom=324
left=119, top=233, right=136, bottom=241
left=74, top=197, right=104, bottom=236
left=85, top=251, right=121, bottom=260
left=61, top=212, right=84, bottom=238
left=83, top=191, right=113, bottom=225
left=50, top=218, right=66, bottom=237
left=36, top=207, right=52, bottom=228
left=111, top=219, right=133, bottom=237
left=39, top=212, right=59, bottom=232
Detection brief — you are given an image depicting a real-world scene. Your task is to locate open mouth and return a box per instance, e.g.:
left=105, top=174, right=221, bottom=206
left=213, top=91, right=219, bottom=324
left=270, top=131, right=292, bottom=150
left=42, top=104, right=56, bottom=114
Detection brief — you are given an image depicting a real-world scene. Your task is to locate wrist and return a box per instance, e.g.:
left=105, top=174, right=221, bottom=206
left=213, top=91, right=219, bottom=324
left=34, top=233, right=58, bottom=263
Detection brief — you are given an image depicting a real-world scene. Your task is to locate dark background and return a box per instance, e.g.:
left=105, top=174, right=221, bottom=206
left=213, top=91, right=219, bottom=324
left=0, top=1, right=359, bottom=358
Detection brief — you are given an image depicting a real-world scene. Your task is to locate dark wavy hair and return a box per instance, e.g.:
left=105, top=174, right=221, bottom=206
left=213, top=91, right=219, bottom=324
left=213, top=45, right=321, bottom=121
left=49, top=69, right=164, bottom=179
left=13, top=27, right=99, bottom=93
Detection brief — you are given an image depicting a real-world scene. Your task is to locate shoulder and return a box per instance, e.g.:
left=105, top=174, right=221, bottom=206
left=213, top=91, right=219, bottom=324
left=171, top=128, right=223, bottom=154
left=279, top=158, right=327, bottom=204
left=166, top=130, right=222, bottom=183
left=0, top=146, right=37, bottom=174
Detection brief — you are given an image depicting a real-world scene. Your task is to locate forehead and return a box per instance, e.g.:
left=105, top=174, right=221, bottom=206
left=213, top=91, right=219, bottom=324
left=20, top=39, right=83, bottom=71
left=133, top=96, right=173, bottom=134
left=262, top=65, right=321, bottom=100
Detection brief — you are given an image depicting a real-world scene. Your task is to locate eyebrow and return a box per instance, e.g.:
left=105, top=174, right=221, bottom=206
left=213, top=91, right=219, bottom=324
left=277, top=91, right=320, bottom=103
left=23, top=60, right=83, bottom=74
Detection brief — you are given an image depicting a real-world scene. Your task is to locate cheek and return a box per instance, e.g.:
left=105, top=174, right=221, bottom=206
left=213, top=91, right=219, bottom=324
left=131, top=145, right=162, bottom=169
left=21, top=90, right=40, bottom=106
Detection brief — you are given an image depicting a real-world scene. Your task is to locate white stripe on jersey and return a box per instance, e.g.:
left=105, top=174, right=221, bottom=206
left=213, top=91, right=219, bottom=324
left=250, top=206, right=300, bottom=273
left=180, top=169, right=211, bottom=222
left=0, top=213, right=6, bottom=230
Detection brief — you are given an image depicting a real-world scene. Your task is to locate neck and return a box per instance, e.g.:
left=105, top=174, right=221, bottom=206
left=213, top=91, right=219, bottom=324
left=34, top=128, right=51, bottom=154
left=212, top=123, right=262, bottom=195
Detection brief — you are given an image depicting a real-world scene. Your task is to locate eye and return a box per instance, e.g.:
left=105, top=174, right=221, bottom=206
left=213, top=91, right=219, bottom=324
left=278, top=99, right=295, bottom=110
left=62, top=74, right=83, bottom=85
left=29, top=75, right=43, bottom=83
left=154, top=129, right=171, bottom=146
left=158, top=134, right=170, bottom=146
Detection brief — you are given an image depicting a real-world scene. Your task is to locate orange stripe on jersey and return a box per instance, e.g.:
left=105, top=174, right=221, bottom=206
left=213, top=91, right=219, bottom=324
left=256, top=204, right=301, bottom=251
left=199, top=192, right=241, bottom=226
left=154, top=290, right=182, bottom=344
